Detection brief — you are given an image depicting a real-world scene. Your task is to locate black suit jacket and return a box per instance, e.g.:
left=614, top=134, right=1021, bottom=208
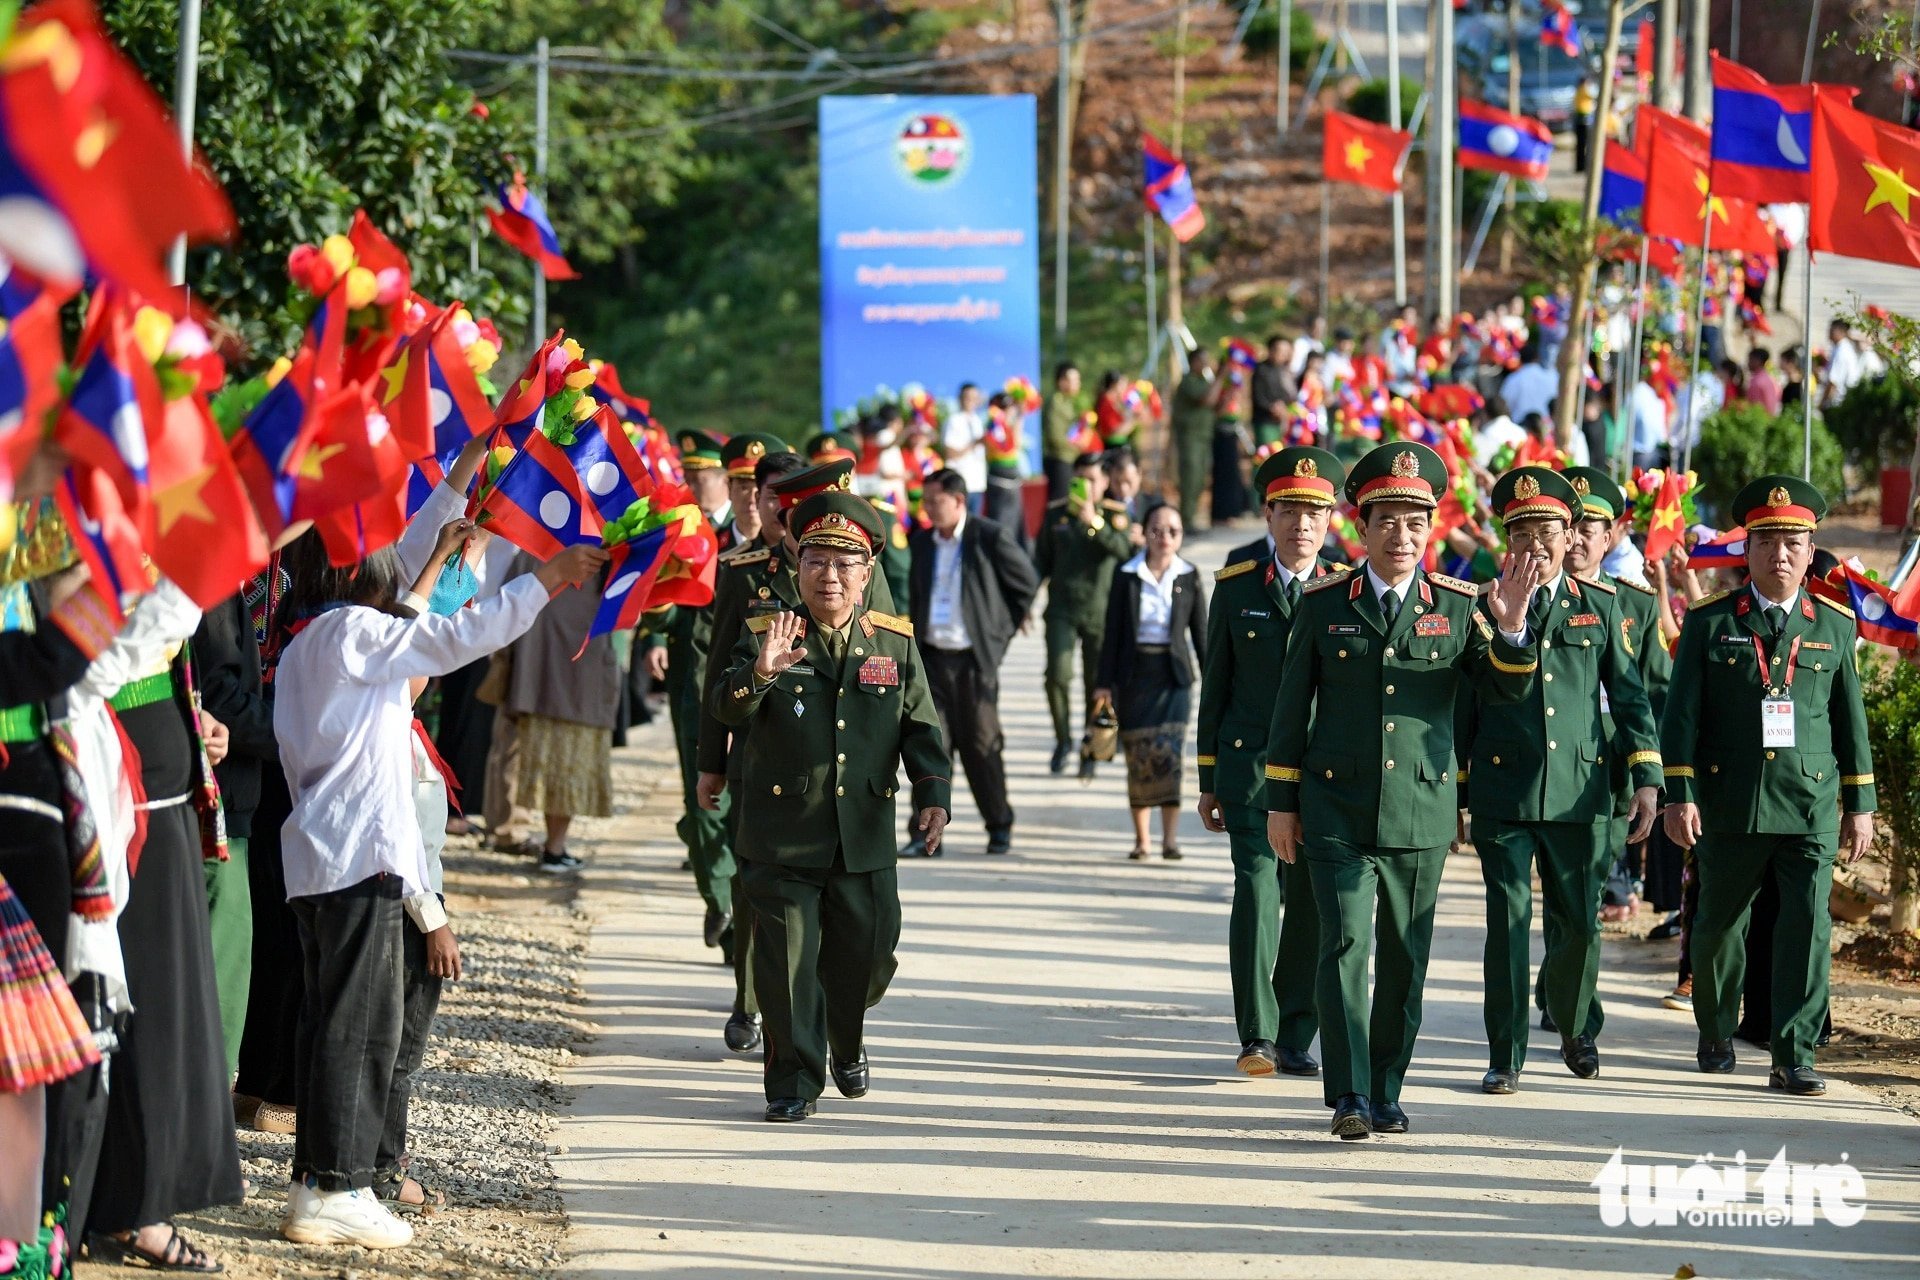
left=908, top=516, right=1040, bottom=673
left=1096, top=563, right=1208, bottom=690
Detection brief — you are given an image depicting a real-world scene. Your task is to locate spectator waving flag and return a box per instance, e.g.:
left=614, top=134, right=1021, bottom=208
left=1142, top=133, right=1205, bottom=243
left=1540, top=1, right=1581, bottom=57
left=1458, top=101, right=1554, bottom=181
left=1322, top=111, right=1413, bottom=193
left=1709, top=55, right=1857, bottom=205
left=488, top=172, right=578, bottom=280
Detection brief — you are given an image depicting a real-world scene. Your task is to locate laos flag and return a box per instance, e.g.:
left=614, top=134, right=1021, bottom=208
left=488, top=173, right=578, bottom=280
left=1142, top=132, right=1205, bottom=243
left=476, top=430, right=600, bottom=559
left=582, top=523, right=678, bottom=654
left=1685, top=526, right=1746, bottom=570
left=1814, top=559, right=1920, bottom=650
left=1709, top=55, right=1857, bottom=205
left=1599, top=147, right=1647, bottom=230
left=1459, top=101, right=1554, bottom=181
left=562, top=406, right=651, bottom=526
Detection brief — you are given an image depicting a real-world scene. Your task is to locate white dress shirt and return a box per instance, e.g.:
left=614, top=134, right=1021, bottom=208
left=1127, top=552, right=1194, bottom=644
left=926, top=516, right=972, bottom=651
left=943, top=410, right=989, bottom=493
left=274, top=575, right=550, bottom=901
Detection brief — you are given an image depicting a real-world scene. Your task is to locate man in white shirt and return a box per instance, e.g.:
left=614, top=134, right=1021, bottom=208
left=1289, top=314, right=1327, bottom=375
left=1499, top=346, right=1559, bottom=425
left=1629, top=379, right=1669, bottom=471
left=942, top=382, right=990, bottom=509
left=1821, top=319, right=1865, bottom=408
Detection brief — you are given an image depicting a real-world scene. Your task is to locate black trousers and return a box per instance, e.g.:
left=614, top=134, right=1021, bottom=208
left=236, top=766, right=300, bottom=1105
left=1044, top=457, right=1073, bottom=502
left=376, top=913, right=444, bottom=1189
left=290, top=875, right=405, bottom=1192
left=921, top=646, right=1014, bottom=832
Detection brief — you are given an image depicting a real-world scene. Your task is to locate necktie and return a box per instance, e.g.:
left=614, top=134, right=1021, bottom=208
left=1381, top=587, right=1401, bottom=626
left=1285, top=574, right=1302, bottom=609
left=1766, top=605, right=1786, bottom=638
left=1528, top=587, right=1552, bottom=634
left=823, top=627, right=846, bottom=666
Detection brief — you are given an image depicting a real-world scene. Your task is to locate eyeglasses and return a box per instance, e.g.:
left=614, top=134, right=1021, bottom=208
left=1507, top=525, right=1567, bottom=546
left=799, top=555, right=871, bottom=578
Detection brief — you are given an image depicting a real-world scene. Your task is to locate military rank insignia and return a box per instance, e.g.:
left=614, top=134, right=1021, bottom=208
left=858, top=656, right=900, bottom=687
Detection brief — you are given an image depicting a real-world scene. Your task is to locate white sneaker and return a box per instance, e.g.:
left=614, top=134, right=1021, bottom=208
left=285, top=1176, right=321, bottom=1221
left=282, top=1185, right=414, bottom=1248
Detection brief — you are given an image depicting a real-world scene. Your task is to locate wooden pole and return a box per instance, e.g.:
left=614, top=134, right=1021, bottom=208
left=1167, top=2, right=1190, bottom=388
left=1499, top=0, right=1519, bottom=275
left=1554, top=0, right=1626, bottom=449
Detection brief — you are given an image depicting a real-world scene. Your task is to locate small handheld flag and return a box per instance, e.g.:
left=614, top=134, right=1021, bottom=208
left=488, top=173, right=578, bottom=280
left=477, top=429, right=601, bottom=559
left=1685, top=526, right=1746, bottom=571
left=1814, top=559, right=1920, bottom=650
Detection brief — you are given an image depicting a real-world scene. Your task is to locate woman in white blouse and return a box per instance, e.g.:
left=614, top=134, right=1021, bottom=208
left=1094, top=504, right=1208, bottom=861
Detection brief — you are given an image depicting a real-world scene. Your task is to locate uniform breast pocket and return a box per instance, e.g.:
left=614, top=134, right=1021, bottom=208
left=1792, top=650, right=1837, bottom=698
left=1317, top=632, right=1371, bottom=666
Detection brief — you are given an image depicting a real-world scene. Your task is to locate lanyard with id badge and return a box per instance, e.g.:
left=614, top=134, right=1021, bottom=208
left=1755, top=634, right=1800, bottom=749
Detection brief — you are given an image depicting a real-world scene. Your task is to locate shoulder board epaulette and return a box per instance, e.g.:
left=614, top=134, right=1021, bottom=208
left=1581, top=577, right=1618, bottom=596
left=1613, top=576, right=1656, bottom=595
left=866, top=610, right=914, bottom=637
left=870, top=498, right=897, bottom=514
left=722, top=545, right=771, bottom=567
left=1814, top=593, right=1856, bottom=620
left=1303, top=569, right=1350, bottom=593
left=1046, top=497, right=1069, bottom=509
left=1098, top=498, right=1126, bottom=510
left=1215, top=560, right=1257, bottom=582
left=1689, top=587, right=1735, bottom=611
left=1429, top=573, right=1478, bottom=596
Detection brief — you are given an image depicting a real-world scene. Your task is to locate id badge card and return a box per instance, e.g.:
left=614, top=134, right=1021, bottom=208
left=1761, top=699, right=1796, bottom=748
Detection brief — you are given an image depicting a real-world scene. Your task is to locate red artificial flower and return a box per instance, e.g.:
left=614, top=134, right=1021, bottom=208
left=287, top=243, right=335, bottom=295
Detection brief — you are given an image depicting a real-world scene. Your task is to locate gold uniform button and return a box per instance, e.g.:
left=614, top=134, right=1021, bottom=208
left=1548, top=741, right=1558, bottom=750
left=836, top=785, right=845, bottom=796
left=836, top=719, right=846, bottom=729
left=1772, top=655, right=1781, bottom=665
left=1338, top=649, right=1348, bottom=659
left=885, top=787, right=894, bottom=797
left=1385, top=759, right=1396, bottom=770
left=1766, top=750, right=1776, bottom=760
left=1385, top=722, right=1396, bottom=732
left=836, top=753, right=846, bottom=763
left=1728, top=657, right=1737, bottom=665
left=1492, top=755, right=1502, bottom=765
left=1543, top=673, right=1553, bottom=682
left=1233, top=738, right=1243, bottom=748
left=1385, top=684, right=1396, bottom=695
left=1711, top=765, right=1721, bottom=774
left=1324, top=769, right=1334, bottom=779
left=1430, top=650, right=1441, bottom=659
left=855, top=647, right=865, bottom=657
left=1247, top=630, right=1256, bottom=638
left=1816, top=771, right=1824, bottom=780
left=1582, top=638, right=1592, bottom=647
left=1546, top=707, right=1556, bottom=717
left=772, top=785, right=782, bottom=795
left=1385, top=646, right=1396, bottom=658
left=1815, top=662, right=1824, bottom=670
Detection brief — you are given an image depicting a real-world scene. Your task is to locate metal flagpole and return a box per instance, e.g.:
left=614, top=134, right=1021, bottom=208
left=1386, top=0, right=1406, bottom=306
left=1620, top=237, right=1651, bottom=481
left=1278, top=0, right=1292, bottom=136
left=1802, top=0, right=1824, bottom=84
left=1803, top=250, right=1816, bottom=479
left=167, top=0, right=204, bottom=287
left=532, top=36, right=550, bottom=342
left=1143, top=211, right=1157, bottom=362
left=1320, top=181, right=1331, bottom=309
left=1572, top=305, right=1594, bottom=438
left=1054, top=0, right=1072, bottom=343
left=1678, top=215, right=1713, bottom=478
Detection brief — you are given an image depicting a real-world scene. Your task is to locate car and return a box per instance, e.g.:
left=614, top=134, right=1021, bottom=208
left=1456, top=13, right=1595, bottom=135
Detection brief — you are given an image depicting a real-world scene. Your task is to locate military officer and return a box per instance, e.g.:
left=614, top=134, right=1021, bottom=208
left=1456, top=466, right=1662, bottom=1094
left=1662, top=476, right=1875, bottom=1096
left=1035, top=451, right=1133, bottom=775
left=1264, top=441, right=1540, bottom=1140
left=722, top=432, right=787, bottom=546
left=713, top=491, right=951, bottom=1121
left=1197, top=447, right=1346, bottom=1080
left=1534, top=467, right=1673, bottom=1040
left=698, top=455, right=896, bottom=1053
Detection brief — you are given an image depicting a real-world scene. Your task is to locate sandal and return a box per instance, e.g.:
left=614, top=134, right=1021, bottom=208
left=374, top=1173, right=447, bottom=1217
left=90, top=1226, right=222, bottom=1273
left=1161, top=846, right=1184, bottom=861
left=1128, top=846, right=1150, bottom=861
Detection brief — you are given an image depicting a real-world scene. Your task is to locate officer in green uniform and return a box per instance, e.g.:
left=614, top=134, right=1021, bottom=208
left=1171, top=351, right=1216, bottom=527
left=699, top=456, right=897, bottom=1053
left=1197, top=447, right=1344, bottom=1080
left=713, top=491, right=951, bottom=1121
left=1035, top=451, right=1133, bottom=774
left=1534, top=467, right=1673, bottom=1039
left=723, top=432, right=787, bottom=546
left=867, top=494, right=913, bottom=607
left=1264, top=441, right=1541, bottom=1140
left=1661, top=475, right=1875, bottom=1096
left=1456, top=466, right=1663, bottom=1094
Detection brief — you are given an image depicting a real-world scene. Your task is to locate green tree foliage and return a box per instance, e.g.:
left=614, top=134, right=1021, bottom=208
left=1822, top=373, right=1920, bottom=476
left=1689, top=399, right=1844, bottom=520
left=1343, top=76, right=1420, bottom=127
left=1240, top=1, right=1321, bottom=69
left=102, top=0, right=513, bottom=362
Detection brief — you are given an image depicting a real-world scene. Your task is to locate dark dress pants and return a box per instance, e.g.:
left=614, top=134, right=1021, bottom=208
left=921, top=646, right=1014, bottom=832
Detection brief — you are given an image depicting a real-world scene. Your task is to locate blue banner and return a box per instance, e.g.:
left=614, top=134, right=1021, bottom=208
left=818, top=95, right=1041, bottom=460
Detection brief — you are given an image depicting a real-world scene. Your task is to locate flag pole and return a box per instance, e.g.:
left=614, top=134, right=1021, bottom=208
left=532, top=35, right=550, bottom=343
left=1803, top=249, right=1816, bottom=479
left=1320, top=181, right=1331, bottom=310
left=1678, top=215, right=1713, bottom=478
left=1143, top=210, right=1157, bottom=364
left=1386, top=0, right=1406, bottom=306
left=167, top=0, right=204, bottom=287
left=1278, top=0, right=1293, bottom=136
left=1617, top=237, right=1650, bottom=481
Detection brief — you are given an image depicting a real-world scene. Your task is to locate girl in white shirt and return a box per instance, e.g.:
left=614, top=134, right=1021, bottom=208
left=270, top=526, right=603, bottom=1249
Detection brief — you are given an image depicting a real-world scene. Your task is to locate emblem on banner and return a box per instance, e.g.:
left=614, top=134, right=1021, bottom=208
left=896, top=113, right=969, bottom=185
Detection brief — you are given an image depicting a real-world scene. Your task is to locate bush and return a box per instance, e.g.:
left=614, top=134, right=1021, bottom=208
left=1689, top=400, right=1845, bottom=522
left=1821, top=373, right=1920, bottom=476
left=1241, top=0, right=1321, bottom=70
left=1344, top=76, right=1424, bottom=126
left=1856, top=650, right=1920, bottom=903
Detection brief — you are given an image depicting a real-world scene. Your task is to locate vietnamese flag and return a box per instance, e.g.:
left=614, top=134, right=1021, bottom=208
left=1643, top=471, right=1687, bottom=564
left=1641, top=108, right=1776, bottom=256
left=146, top=394, right=269, bottom=607
left=1322, top=111, right=1413, bottom=193
left=1808, top=94, right=1920, bottom=270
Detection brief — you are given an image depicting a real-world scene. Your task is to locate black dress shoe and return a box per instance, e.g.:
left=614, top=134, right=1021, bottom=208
left=986, top=828, right=1013, bottom=855
left=1647, top=914, right=1684, bottom=941
left=1050, top=741, right=1072, bottom=773
left=1331, top=1093, right=1372, bottom=1141
left=1769, top=1065, right=1827, bottom=1095
left=764, top=1097, right=816, bottom=1122
left=1561, top=1033, right=1601, bottom=1079
left=1538, top=1007, right=1557, bottom=1033
left=1235, top=1040, right=1277, bottom=1076
left=703, top=907, right=731, bottom=949
left=1077, top=756, right=1096, bottom=781
left=830, top=1049, right=869, bottom=1098
left=1370, top=1100, right=1408, bottom=1134
left=1697, top=1037, right=1737, bottom=1074
left=723, top=1012, right=762, bottom=1054
left=1481, top=1068, right=1520, bottom=1094
left=1275, top=1046, right=1320, bottom=1077
left=899, top=837, right=938, bottom=859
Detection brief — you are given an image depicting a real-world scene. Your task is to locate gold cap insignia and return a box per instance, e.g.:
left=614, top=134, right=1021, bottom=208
left=1768, top=485, right=1792, bottom=507
left=1515, top=475, right=1541, bottom=501
left=1390, top=450, right=1419, bottom=479
left=745, top=441, right=766, bottom=460
left=1295, top=458, right=1317, bottom=479
left=835, top=473, right=852, bottom=490
left=1571, top=476, right=1590, bottom=496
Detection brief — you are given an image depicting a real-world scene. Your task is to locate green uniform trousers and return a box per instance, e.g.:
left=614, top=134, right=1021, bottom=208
left=741, top=856, right=901, bottom=1102
left=204, top=835, right=252, bottom=1080
left=1477, top=818, right=1610, bottom=1071
left=1691, top=831, right=1835, bottom=1070
left=725, top=799, right=756, bottom=1019
left=1044, top=616, right=1104, bottom=745
left=1225, top=804, right=1319, bottom=1049
left=1176, top=439, right=1210, bottom=529
left=1535, top=814, right=1620, bottom=1039
left=669, top=682, right=733, bottom=917
left=1305, top=836, right=1448, bottom=1106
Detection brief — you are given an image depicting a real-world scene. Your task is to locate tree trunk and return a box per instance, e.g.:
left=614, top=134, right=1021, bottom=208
left=1554, top=1, right=1626, bottom=449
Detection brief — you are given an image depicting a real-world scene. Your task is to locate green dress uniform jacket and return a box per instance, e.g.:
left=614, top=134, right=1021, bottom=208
left=1263, top=563, right=1537, bottom=1105
left=1603, top=575, right=1672, bottom=811
left=1661, top=584, right=1875, bottom=1070
left=1455, top=573, right=1662, bottom=1072
left=1035, top=498, right=1134, bottom=744
left=1196, top=553, right=1339, bottom=1048
left=1171, top=372, right=1215, bottom=525
left=1043, top=392, right=1079, bottom=464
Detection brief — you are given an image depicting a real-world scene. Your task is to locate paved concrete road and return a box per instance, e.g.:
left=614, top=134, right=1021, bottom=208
left=557, top=525, right=1920, bottom=1278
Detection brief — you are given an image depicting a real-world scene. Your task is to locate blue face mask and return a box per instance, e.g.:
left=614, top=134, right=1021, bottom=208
left=426, top=556, right=478, bottom=617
